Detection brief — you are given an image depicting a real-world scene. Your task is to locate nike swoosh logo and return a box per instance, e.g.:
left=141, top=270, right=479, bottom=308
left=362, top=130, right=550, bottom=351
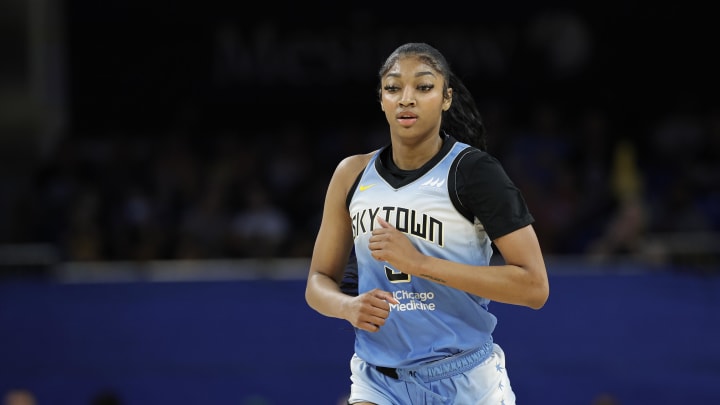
left=359, top=184, right=376, bottom=191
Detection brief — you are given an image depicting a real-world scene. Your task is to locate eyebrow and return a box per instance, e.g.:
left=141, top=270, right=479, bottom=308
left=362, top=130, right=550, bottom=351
left=385, top=71, right=437, bottom=79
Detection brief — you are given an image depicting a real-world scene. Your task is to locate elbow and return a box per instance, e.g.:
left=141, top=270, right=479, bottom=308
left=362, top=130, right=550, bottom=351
left=527, top=282, right=549, bottom=310
left=304, top=277, right=316, bottom=309
left=305, top=271, right=333, bottom=312
left=304, top=283, right=318, bottom=310
left=305, top=289, right=324, bottom=314
left=528, top=296, right=548, bottom=310
left=523, top=261, right=549, bottom=309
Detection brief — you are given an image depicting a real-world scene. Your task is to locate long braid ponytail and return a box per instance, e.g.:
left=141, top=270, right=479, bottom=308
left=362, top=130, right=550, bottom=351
left=443, top=72, right=487, bottom=151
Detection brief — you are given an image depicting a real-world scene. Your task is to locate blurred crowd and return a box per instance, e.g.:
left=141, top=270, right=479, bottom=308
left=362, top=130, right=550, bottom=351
left=0, top=5, right=718, bottom=269
left=1, top=99, right=718, bottom=268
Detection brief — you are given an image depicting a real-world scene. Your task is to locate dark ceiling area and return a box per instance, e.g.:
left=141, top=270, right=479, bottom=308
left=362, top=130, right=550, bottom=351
left=61, top=2, right=717, bottom=135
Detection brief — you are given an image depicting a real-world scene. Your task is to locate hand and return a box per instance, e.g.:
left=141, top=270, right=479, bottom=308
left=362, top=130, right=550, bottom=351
left=368, top=216, right=423, bottom=272
left=344, top=288, right=399, bottom=332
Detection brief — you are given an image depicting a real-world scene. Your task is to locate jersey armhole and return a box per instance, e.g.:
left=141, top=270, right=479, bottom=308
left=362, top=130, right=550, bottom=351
left=346, top=170, right=363, bottom=210
left=448, top=148, right=476, bottom=223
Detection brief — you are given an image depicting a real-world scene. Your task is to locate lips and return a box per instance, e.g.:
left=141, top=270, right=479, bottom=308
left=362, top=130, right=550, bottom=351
left=396, top=111, right=418, bottom=127
left=396, top=111, right=418, bottom=119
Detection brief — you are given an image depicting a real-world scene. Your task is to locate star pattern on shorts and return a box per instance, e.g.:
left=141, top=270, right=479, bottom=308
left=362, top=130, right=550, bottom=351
left=498, top=380, right=505, bottom=391
left=500, top=399, right=506, bottom=405
left=495, top=362, right=505, bottom=373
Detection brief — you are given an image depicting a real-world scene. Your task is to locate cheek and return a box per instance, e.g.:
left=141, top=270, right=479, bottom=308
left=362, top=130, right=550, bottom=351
left=382, top=107, right=394, bottom=122
left=380, top=97, right=394, bottom=113
left=380, top=94, right=393, bottom=107
left=429, top=94, right=445, bottom=108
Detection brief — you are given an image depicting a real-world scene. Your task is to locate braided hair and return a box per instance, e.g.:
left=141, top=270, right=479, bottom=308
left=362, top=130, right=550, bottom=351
left=377, top=42, right=487, bottom=151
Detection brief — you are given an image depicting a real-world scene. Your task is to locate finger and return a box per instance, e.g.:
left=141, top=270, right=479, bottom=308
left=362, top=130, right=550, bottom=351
left=365, top=313, right=389, bottom=326
left=373, top=289, right=400, bottom=305
left=358, top=322, right=380, bottom=333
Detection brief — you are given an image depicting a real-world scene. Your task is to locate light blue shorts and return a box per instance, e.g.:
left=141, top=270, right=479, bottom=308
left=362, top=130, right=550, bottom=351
left=348, top=343, right=516, bottom=405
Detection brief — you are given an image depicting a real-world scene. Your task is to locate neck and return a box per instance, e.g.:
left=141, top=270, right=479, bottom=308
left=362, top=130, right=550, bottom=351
left=391, top=133, right=443, bottom=170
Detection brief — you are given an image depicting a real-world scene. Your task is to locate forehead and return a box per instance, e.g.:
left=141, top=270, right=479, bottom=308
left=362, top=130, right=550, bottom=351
left=383, top=56, right=440, bottom=79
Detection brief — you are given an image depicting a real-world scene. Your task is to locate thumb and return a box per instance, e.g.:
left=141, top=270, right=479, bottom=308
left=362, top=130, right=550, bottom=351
left=374, top=289, right=400, bottom=304
left=376, top=216, right=392, bottom=229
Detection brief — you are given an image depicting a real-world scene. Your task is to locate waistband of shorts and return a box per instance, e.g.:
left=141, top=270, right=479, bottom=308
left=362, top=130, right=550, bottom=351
left=377, top=340, right=494, bottom=383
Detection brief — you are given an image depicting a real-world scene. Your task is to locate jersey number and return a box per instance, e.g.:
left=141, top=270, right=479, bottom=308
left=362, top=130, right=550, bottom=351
left=385, top=265, right=411, bottom=283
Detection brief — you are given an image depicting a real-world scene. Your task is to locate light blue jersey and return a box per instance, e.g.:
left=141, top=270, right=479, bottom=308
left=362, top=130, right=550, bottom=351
left=349, top=140, right=496, bottom=368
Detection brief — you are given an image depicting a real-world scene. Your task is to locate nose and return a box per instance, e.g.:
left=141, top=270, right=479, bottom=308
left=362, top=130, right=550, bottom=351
left=399, top=88, right=415, bottom=107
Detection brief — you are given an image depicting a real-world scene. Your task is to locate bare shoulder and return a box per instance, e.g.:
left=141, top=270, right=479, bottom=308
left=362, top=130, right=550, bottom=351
left=330, top=150, right=378, bottom=195
left=336, top=150, right=377, bottom=175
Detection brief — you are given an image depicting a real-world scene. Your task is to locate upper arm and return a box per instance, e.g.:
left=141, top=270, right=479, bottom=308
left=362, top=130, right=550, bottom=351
left=493, top=224, right=545, bottom=270
left=308, top=154, right=371, bottom=284
left=457, top=150, right=547, bottom=289
left=493, top=224, right=549, bottom=308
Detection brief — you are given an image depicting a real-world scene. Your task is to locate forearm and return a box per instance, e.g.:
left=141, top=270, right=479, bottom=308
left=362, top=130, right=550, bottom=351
left=414, top=255, right=548, bottom=309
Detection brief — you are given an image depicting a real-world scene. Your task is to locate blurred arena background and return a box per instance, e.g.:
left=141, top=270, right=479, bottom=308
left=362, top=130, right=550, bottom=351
left=0, top=1, right=718, bottom=404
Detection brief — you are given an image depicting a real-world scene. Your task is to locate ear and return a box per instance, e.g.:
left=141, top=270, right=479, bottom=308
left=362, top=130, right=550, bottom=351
left=443, top=88, right=453, bottom=111
left=380, top=101, right=384, bottom=111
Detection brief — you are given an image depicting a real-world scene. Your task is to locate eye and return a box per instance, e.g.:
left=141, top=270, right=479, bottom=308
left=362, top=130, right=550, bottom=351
left=383, top=85, right=400, bottom=93
left=418, top=84, right=434, bottom=92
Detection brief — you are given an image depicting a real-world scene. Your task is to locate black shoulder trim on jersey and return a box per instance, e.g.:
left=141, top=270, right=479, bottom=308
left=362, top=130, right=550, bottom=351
left=346, top=166, right=364, bottom=210
left=449, top=147, right=477, bottom=223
